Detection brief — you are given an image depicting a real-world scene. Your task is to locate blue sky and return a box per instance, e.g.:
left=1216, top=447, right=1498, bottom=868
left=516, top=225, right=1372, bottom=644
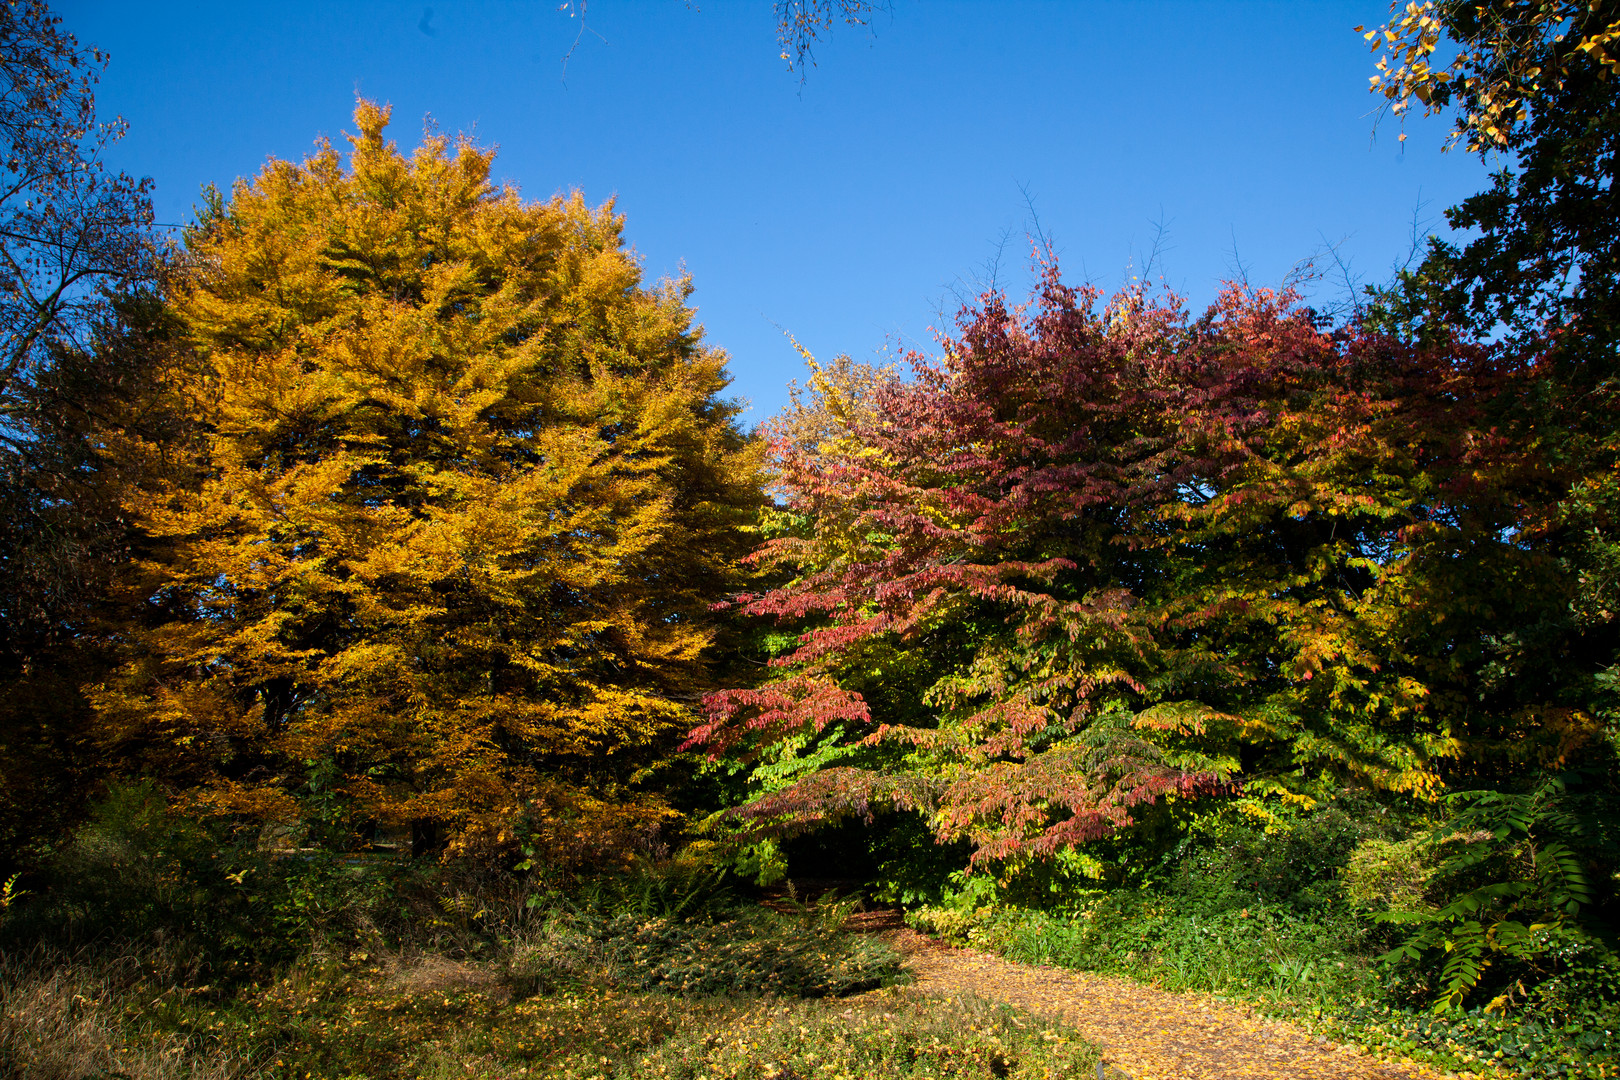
left=62, top=1, right=1492, bottom=423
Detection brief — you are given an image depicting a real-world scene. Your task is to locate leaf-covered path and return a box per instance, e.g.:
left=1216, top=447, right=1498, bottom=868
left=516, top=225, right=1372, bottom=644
left=865, top=920, right=1455, bottom=1080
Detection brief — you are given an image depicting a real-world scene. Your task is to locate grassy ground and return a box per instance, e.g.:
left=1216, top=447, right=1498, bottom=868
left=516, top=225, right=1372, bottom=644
left=0, top=811, right=1100, bottom=1080
left=922, top=900, right=1618, bottom=1079
left=904, top=798, right=1620, bottom=1080
left=0, top=784, right=1096, bottom=1079
left=0, top=942, right=1102, bottom=1080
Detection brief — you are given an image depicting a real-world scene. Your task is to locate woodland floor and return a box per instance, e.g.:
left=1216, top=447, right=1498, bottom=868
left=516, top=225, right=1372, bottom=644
left=843, top=910, right=1460, bottom=1080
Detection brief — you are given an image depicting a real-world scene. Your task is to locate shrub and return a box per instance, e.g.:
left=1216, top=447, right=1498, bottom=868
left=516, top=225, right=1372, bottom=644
left=1163, top=799, right=1380, bottom=912
left=906, top=786, right=1620, bottom=1079
left=559, top=855, right=741, bottom=923
left=964, top=895, right=1377, bottom=1005
left=3, top=782, right=508, bottom=978
left=1316, top=999, right=1620, bottom=1080
left=905, top=904, right=991, bottom=945
left=1381, top=775, right=1620, bottom=1013
left=1342, top=836, right=1436, bottom=918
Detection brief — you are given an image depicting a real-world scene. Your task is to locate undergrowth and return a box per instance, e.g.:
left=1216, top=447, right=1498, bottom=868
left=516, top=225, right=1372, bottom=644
left=513, top=901, right=900, bottom=998
left=0, top=783, right=1096, bottom=1080
left=0, top=948, right=1094, bottom=1080
left=623, top=991, right=1101, bottom=1079
left=907, top=790, right=1620, bottom=1080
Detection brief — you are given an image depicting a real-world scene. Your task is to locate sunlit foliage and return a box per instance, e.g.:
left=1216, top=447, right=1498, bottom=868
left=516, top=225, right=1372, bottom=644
left=695, top=257, right=1589, bottom=864
left=93, top=102, right=763, bottom=854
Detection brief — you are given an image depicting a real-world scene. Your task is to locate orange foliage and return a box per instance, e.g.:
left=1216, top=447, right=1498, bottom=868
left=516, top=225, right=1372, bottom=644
left=94, top=102, right=762, bottom=855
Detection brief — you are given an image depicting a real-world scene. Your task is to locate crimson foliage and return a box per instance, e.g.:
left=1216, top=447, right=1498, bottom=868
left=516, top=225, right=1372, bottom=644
left=693, top=260, right=1589, bottom=864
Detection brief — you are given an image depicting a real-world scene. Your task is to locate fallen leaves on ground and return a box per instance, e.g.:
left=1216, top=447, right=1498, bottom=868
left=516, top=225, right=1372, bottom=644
left=875, top=927, right=1480, bottom=1080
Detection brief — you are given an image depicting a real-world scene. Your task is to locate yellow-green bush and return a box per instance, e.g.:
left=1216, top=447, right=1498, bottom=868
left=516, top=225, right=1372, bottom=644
left=1342, top=836, right=1436, bottom=917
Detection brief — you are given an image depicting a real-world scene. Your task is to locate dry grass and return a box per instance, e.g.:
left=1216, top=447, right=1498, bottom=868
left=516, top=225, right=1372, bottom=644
left=0, top=952, right=242, bottom=1080
left=386, top=951, right=504, bottom=997
left=0, top=938, right=1114, bottom=1080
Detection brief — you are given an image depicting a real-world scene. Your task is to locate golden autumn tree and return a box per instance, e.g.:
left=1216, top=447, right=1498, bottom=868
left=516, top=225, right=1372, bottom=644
left=95, top=101, right=762, bottom=856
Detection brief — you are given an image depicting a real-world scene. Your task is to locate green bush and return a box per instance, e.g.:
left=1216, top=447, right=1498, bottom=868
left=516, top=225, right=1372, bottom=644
left=1342, top=836, right=1436, bottom=918
left=1379, top=775, right=1620, bottom=1013
left=926, top=885, right=1620, bottom=1078
left=1315, top=999, right=1620, bottom=1080
left=1162, top=799, right=1385, bottom=912
left=552, top=854, right=742, bottom=923
left=906, top=789, right=1620, bottom=1079
left=966, top=894, right=1379, bottom=1005
left=2, top=782, right=473, bottom=977
left=28, top=782, right=228, bottom=940
left=905, top=903, right=991, bottom=945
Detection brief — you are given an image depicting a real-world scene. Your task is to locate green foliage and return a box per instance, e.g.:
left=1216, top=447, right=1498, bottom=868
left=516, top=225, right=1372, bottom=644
left=948, top=896, right=1380, bottom=1006
left=867, top=812, right=974, bottom=906
left=2, top=782, right=454, bottom=977
left=1163, top=799, right=1374, bottom=913
left=8, top=784, right=897, bottom=1007
left=1314, top=999, right=1620, bottom=1080
left=727, top=837, right=790, bottom=887
left=590, top=907, right=898, bottom=997
left=0, top=789, right=933, bottom=1078
left=565, top=857, right=740, bottom=923
left=1343, top=836, right=1438, bottom=918
left=0, top=298, right=180, bottom=875
left=925, top=893, right=1620, bottom=1078
left=1380, top=774, right=1617, bottom=1013
left=914, top=793, right=1395, bottom=917
left=906, top=798, right=1394, bottom=1002
left=911, top=791, right=1620, bottom=1078
left=31, top=780, right=231, bottom=943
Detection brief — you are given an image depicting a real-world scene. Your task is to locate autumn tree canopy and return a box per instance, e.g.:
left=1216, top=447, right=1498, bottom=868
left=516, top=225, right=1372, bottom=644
left=95, top=102, right=762, bottom=854
left=0, top=0, right=152, bottom=421
left=693, top=260, right=1597, bottom=865
left=0, top=0, right=158, bottom=869
left=1364, top=0, right=1620, bottom=367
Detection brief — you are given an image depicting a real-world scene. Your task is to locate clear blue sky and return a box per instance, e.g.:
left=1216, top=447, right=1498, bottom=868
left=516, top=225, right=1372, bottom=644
left=61, top=1, right=1491, bottom=424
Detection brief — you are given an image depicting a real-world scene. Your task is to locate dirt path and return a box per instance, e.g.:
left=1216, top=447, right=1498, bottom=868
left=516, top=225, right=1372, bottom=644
left=852, top=915, right=1457, bottom=1080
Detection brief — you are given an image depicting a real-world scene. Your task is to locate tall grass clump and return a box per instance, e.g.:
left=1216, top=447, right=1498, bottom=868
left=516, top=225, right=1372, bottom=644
left=0, top=948, right=243, bottom=1080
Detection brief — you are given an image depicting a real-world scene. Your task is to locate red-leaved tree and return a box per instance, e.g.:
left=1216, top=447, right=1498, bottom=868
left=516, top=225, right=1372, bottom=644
left=692, top=257, right=1576, bottom=866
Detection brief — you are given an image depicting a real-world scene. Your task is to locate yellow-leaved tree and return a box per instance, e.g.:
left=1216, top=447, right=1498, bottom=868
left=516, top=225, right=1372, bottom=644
left=95, top=102, right=762, bottom=858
